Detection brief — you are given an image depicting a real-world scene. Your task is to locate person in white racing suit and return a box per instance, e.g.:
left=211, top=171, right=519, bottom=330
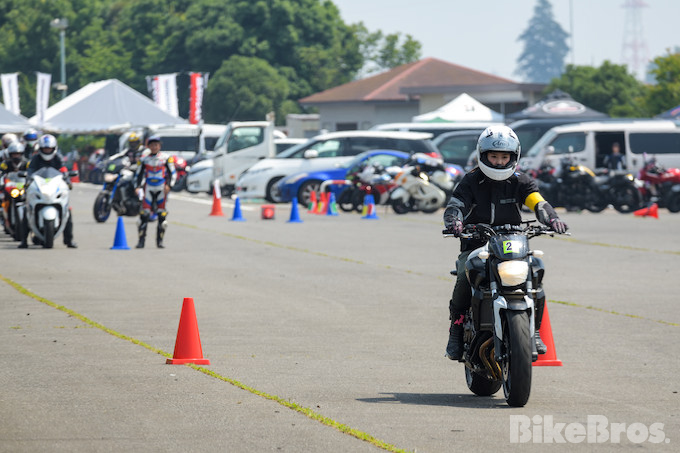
left=134, top=135, right=176, bottom=248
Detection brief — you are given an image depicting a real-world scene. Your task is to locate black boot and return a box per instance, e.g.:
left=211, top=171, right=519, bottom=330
left=136, top=213, right=149, bottom=248
left=535, top=331, right=547, bottom=355
left=136, top=236, right=145, bottom=248
left=156, top=212, right=167, bottom=248
left=445, top=313, right=465, bottom=361
left=63, top=213, right=77, bottom=248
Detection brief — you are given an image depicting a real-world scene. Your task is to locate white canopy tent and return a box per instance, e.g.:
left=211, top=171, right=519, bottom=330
left=0, top=103, right=31, bottom=133
left=30, top=79, right=186, bottom=134
left=413, top=93, right=504, bottom=123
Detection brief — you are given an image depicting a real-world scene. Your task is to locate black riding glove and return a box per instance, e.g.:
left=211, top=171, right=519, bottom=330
left=535, top=200, right=568, bottom=234
left=443, top=206, right=464, bottom=236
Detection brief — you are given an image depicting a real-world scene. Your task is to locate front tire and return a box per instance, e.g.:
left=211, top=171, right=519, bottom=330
left=502, top=311, right=532, bottom=407
left=337, top=188, right=356, bottom=212
left=391, top=197, right=410, bottom=214
left=43, top=219, right=55, bottom=249
left=265, top=177, right=283, bottom=203
left=666, top=192, right=680, bottom=213
left=465, top=367, right=502, bottom=396
left=610, top=185, right=642, bottom=213
left=93, top=192, right=112, bottom=223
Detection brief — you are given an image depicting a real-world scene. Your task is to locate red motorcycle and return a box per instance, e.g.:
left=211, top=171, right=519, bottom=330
left=338, top=163, right=398, bottom=212
left=637, top=157, right=680, bottom=213
left=171, top=155, right=189, bottom=192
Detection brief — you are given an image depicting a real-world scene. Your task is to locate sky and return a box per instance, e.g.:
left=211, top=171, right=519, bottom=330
left=331, top=0, right=680, bottom=82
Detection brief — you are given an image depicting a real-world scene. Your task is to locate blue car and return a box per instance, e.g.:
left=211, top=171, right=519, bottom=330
left=277, top=150, right=411, bottom=206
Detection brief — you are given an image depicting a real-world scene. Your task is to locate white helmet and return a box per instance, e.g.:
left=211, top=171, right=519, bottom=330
left=2, top=133, right=18, bottom=149
left=476, top=125, right=521, bottom=181
left=38, top=134, right=58, bottom=161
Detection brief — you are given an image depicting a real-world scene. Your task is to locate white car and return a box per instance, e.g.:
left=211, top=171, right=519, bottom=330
left=186, top=138, right=305, bottom=194
left=236, top=130, right=438, bottom=202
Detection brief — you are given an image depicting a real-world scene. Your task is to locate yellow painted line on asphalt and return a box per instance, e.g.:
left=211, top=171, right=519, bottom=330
left=0, top=272, right=410, bottom=453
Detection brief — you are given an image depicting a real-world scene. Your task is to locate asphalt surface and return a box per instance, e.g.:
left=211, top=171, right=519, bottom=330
left=1, top=183, right=679, bottom=452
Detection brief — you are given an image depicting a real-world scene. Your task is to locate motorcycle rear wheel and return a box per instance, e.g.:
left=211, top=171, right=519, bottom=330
left=337, top=188, right=356, bottom=212
left=465, top=367, right=502, bottom=396
left=502, top=311, right=532, bottom=407
left=93, top=192, right=112, bottom=223
left=43, top=219, right=55, bottom=249
left=666, top=192, right=680, bottom=213
left=610, top=185, right=642, bottom=213
left=391, top=197, right=410, bottom=215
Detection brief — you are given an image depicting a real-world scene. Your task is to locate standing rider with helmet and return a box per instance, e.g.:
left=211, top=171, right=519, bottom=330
left=19, top=134, right=77, bottom=248
left=134, top=135, right=175, bottom=249
left=442, top=125, right=568, bottom=361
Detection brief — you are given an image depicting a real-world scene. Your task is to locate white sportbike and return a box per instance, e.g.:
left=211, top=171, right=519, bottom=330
left=25, top=167, right=72, bottom=248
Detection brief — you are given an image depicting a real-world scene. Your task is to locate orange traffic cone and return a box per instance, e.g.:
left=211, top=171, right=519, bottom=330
left=316, top=192, right=328, bottom=215
left=533, top=303, right=562, bottom=367
left=71, top=162, right=81, bottom=183
left=167, top=297, right=210, bottom=365
left=209, top=181, right=224, bottom=216
left=633, top=202, right=658, bottom=218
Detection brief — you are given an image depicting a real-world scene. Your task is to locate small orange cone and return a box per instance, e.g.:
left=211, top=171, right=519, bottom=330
left=308, top=191, right=317, bottom=213
left=533, top=303, right=562, bottom=367
left=167, top=297, right=210, bottom=365
left=71, top=161, right=81, bottom=183
left=316, top=192, right=328, bottom=215
left=633, top=202, right=658, bottom=218
left=209, top=181, right=224, bottom=216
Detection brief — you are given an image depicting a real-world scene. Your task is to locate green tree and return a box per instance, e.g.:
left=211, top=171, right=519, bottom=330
left=545, top=61, right=648, bottom=117
left=353, top=22, right=422, bottom=77
left=644, top=52, right=680, bottom=115
left=515, top=0, right=570, bottom=83
left=203, top=55, right=289, bottom=123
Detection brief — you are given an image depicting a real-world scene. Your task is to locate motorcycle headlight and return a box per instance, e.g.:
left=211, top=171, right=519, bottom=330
left=10, top=188, right=20, bottom=198
left=497, top=260, right=529, bottom=287
left=104, top=173, right=118, bottom=183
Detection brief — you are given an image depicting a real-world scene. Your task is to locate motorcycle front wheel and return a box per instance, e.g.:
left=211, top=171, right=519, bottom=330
left=93, top=192, right=112, bottom=223
left=337, top=188, right=356, bottom=212
left=43, top=219, right=55, bottom=249
left=465, top=367, right=502, bottom=396
left=391, top=197, right=410, bottom=214
left=502, top=311, right=533, bottom=407
left=610, top=185, right=642, bottom=213
left=666, top=192, right=680, bottom=213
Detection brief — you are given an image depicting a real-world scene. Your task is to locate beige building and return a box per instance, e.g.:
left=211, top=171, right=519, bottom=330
left=299, top=57, right=546, bottom=132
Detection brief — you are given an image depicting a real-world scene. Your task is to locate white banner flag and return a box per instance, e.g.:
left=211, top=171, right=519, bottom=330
left=147, top=73, right=179, bottom=117
left=36, top=72, right=52, bottom=125
left=1, top=73, right=20, bottom=115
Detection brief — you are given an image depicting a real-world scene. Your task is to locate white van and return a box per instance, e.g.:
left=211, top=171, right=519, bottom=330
left=211, top=121, right=278, bottom=194
left=519, top=120, right=680, bottom=173
left=371, top=121, right=503, bottom=138
left=147, top=124, right=227, bottom=161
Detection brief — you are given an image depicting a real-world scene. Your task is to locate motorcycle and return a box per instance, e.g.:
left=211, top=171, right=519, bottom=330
left=388, top=154, right=450, bottom=215
left=594, top=169, right=642, bottom=213
left=637, top=157, right=680, bottom=213
left=444, top=221, right=564, bottom=407
left=92, top=158, right=141, bottom=223
left=24, top=167, right=73, bottom=249
left=338, top=163, right=399, bottom=213
left=171, top=154, right=189, bottom=192
left=531, top=158, right=607, bottom=212
left=1, top=171, right=27, bottom=241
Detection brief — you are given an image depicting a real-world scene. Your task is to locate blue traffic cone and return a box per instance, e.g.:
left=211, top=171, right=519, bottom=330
left=111, top=216, right=130, bottom=250
left=230, top=196, right=245, bottom=221
left=287, top=197, right=303, bottom=223
left=326, top=192, right=339, bottom=216
left=361, top=194, right=379, bottom=219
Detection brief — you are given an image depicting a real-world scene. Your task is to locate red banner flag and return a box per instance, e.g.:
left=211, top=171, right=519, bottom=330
left=189, top=72, right=209, bottom=124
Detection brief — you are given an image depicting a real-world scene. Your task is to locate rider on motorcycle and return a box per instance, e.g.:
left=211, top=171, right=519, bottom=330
left=1, top=142, right=27, bottom=234
left=442, top=125, right=568, bottom=360
left=21, top=128, right=40, bottom=158
left=108, top=132, right=143, bottom=169
left=19, top=134, right=77, bottom=249
left=134, top=135, right=176, bottom=249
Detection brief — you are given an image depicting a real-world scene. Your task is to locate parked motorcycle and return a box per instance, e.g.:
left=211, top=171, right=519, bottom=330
left=531, top=158, right=607, bottom=212
left=171, top=155, right=189, bottom=192
left=388, top=155, right=450, bottom=214
left=1, top=171, right=27, bottom=241
left=444, top=221, right=564, bottom=407
left=93, top=158, right=141, bottom=223
left=594, top=169, right=642, bottom=213
left=637, top=157, right=680, bottom=213
left=24, top=167, right=72, bottom=248
left=338, top=163, right=399, bottom=212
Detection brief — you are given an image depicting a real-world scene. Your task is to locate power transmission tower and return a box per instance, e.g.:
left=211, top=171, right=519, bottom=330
left=621, top=0, right=649, bottom=80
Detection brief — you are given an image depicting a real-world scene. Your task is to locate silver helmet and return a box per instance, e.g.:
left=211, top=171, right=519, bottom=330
left=476, top=125, right=521, bottom=181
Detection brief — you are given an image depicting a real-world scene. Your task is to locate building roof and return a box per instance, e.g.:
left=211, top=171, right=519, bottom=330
left=299, top=57, right=519, bottom=104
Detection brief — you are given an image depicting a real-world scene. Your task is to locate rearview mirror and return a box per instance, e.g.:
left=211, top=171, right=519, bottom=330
left=304, top=149, right=319, bottom=159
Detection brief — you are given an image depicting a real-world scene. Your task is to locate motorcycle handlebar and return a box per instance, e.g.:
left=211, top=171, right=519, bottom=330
left=442, top=222, right=569, bottom=239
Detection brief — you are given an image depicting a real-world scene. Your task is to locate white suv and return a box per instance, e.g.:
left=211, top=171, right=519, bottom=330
left=236, top=130, right=438, bottom=202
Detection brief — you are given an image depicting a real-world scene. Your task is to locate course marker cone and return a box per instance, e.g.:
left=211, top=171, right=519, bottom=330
left=167, top=297, right=210, bottom=365
left=261, top=204, right=275, bottom=220
left=533, top=303, right=563, bottom=367
left=316, top=192, right=328, bottom=215
left=209, top=181, right=224, bottom=216
left=633, top=202, right=658, bottom=218
left=308, top=191, right=317, bottom=213
left=287, top=197, right=303, bottom=223
left=230, top=196, right=245, bottom=221
left=326, top=192, right=339, bottom=216
left=110, top=216, right=130, bottom=250
left=361, top=194, right=379, bottom=219
left=71, top=162, right=81, bottom=183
